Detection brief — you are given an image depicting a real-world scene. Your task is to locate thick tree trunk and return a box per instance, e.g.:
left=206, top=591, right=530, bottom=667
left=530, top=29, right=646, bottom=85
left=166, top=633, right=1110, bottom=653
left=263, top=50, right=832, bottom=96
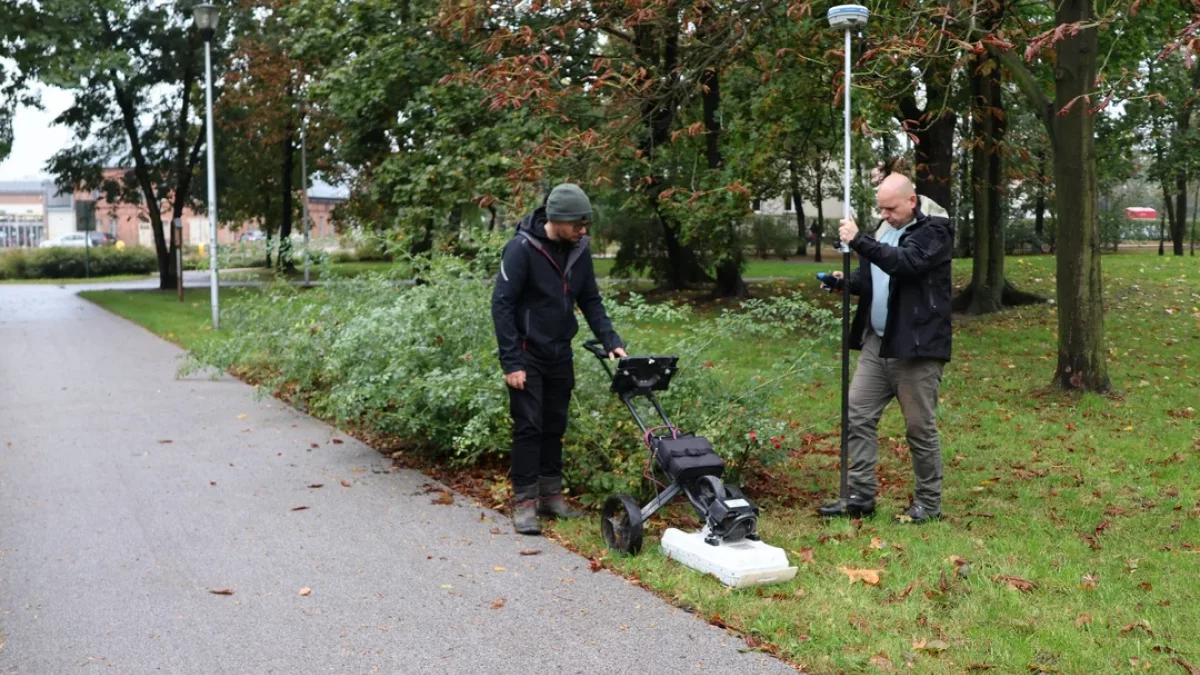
left=965, top=51, right=1006, bottom=315
left=1050, top=0, right=1109, bottom=393
left=702, top=64, right=746, bottom=299
left=897, top=92, right=956, bottom=212
left=635, top=22, right=707, bottom=289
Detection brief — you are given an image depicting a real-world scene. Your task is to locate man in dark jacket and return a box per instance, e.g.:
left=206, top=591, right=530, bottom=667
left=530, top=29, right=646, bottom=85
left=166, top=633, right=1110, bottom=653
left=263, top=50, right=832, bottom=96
left=491, top=183, right=626, bottom=535
left=818, top=174, right=954, bottom=523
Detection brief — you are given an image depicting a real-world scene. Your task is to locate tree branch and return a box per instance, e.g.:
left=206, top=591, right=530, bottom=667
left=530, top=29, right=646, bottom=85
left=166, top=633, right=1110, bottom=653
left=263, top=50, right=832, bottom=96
left=989, top=44, right=1053, bottom=141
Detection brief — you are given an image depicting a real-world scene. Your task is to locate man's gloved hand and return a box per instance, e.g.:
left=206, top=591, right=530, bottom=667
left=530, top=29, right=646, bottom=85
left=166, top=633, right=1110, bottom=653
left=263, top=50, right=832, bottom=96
left=817, top=271, right=844, bottom=292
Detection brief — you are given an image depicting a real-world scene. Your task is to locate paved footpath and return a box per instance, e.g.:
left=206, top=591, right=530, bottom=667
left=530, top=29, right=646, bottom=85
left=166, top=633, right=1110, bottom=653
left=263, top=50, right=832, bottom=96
left=0, top=283, right=796, bottom=675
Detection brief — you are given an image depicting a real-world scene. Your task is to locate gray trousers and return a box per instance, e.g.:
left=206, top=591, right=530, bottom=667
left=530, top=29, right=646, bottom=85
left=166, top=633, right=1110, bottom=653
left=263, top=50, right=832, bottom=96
left=847, top=333, right=945, bottom=513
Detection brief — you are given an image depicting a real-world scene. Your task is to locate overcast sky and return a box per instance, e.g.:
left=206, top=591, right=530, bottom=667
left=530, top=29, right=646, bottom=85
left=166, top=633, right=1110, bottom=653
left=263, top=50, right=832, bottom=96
left=0, top=85, right=75, bottom=182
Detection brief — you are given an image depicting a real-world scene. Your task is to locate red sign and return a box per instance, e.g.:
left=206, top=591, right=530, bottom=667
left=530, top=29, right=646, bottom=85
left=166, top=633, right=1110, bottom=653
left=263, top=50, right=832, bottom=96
left=1125, top=207, right=1157, bottom=220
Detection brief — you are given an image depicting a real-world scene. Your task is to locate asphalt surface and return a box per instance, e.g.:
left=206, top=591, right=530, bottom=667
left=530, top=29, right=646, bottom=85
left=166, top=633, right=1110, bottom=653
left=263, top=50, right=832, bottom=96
left=0, top=282, right=797, bottom=674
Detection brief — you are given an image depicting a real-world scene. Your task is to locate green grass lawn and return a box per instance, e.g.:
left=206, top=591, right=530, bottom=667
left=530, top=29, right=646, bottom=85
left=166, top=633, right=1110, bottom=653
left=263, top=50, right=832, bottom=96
left=1, top=273, right=152, bottom=285
left=79, top=287, right=257, bottom=349
left=81, top=251, right=1200, bottom=674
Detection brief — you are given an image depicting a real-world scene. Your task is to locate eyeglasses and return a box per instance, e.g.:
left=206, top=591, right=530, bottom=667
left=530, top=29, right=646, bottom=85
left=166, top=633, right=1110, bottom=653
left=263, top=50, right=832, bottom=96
left=565, top=220, right=589, bottom=231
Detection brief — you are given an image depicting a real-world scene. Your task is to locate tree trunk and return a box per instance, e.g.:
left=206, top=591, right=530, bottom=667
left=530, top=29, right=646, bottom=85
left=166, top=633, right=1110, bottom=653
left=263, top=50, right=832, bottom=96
left=1034, top=148, right=1047, bottom=249
left=1172, top=174, right=1187, bottom=256
left=790, top=159, right=807, bottom=257
left=813, top=163, right=825, bottom=263
left=634, top=21, right=707, bottom=289
left=1158, top=199, right=1167, bottom=256
left=278, top=127, right=296, bottom=271
left=702, top=64, right=746, bottom=299
left=1050, top=0, right=1109, bottom=393
left=897, top=90, right=956, bottom=211
left=965, top=51, right=1006, bottom=315
left=1191, top=180, right=1198, bottom=256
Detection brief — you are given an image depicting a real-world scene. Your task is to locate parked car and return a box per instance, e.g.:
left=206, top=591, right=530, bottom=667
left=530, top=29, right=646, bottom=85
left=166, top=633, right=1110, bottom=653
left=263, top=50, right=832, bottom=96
left=239, top=230, right=268, bottom=242
left=38, top=232, right=117, bottom=248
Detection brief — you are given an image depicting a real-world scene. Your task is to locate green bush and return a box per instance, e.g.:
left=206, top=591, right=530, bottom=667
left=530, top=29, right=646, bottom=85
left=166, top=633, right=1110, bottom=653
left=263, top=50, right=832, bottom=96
left=0, top=246, right=159, bottom=280
left=746, top=214, right=799, bottom=259
left=183, top=248, right=836, bottom=502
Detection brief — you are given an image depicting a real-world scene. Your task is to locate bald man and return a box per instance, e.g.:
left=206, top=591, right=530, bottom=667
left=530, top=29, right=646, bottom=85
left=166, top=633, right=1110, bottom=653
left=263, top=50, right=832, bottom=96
left=818, top=173, right=954, bottom=524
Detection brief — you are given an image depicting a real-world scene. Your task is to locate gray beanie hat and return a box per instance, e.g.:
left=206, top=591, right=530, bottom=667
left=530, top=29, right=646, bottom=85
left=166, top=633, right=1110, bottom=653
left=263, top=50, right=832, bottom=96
left=545, top=183, right=592, bottom=222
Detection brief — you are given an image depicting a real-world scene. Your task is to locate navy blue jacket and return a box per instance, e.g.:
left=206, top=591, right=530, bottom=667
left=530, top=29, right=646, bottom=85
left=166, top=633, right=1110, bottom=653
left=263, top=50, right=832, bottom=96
left=491, top=207, right=624, bottom=373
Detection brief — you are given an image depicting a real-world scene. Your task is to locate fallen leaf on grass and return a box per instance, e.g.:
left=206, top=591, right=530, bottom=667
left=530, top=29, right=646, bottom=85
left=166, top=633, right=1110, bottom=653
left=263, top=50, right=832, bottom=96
left=589, top=558, right=603, bottom=573
left=292, top=506, right=309, bottom=511
left=298, top=587, right=311, bottom=596
left=838, top=567, right=882, bottom=586
left=519, top=549, right=542, bottom=556
left=1121, top=621, right=1153, bottom=637
left=993, top=575, right=1037, bottom=592
left=1075, top=614, right=1092, bottom=628
left=1173, top=657, right=1200, bottom=675
left=209, top=588, right=235, bottom=595
left=967, top=665, right=997, bottom=671
left=912, top=638, right=949, bottom=653
left=340, top=480, right=351, bottom=488
left=490, top=598, right=505, bottom=609
left=793, top=548, right=814, bottom=565
left=868, top=653, right=895, bottom=671
left=308, top=483, right=324, bottom=489
left=870, top=537, right=886, bottom=550
left=431, top=491, right=454, bottom=506
left=1080, top=573, right=1099, bottom=590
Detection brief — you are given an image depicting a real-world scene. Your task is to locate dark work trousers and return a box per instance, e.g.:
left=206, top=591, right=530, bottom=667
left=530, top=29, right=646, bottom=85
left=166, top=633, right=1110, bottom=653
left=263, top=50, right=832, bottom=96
left=508, top=359, right=575, bottom=494
left=847, top=333, right=946, bottom=514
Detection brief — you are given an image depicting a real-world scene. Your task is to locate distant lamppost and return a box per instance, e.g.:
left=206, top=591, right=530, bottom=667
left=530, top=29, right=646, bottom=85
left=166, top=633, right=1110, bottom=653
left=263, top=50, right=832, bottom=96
left=193, top=2, right=220, bottom=329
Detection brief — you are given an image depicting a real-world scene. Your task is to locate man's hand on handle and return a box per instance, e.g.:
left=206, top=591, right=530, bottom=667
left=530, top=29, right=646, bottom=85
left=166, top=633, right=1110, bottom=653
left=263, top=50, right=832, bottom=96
left=838, top=219, right=859, bottom=243
left=608, top=347, right=628, bottom=360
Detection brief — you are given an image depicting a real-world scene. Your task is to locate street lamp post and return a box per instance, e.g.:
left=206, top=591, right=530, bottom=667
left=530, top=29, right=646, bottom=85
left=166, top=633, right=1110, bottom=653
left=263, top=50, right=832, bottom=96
left=299, top=100, right=311, bottom=287
left=194, top=2, right=220, bottom=330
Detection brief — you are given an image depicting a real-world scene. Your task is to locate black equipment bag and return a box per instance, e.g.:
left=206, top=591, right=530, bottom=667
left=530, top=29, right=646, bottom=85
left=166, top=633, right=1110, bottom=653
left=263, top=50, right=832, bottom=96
left=651, top=435, right=725, bottom=482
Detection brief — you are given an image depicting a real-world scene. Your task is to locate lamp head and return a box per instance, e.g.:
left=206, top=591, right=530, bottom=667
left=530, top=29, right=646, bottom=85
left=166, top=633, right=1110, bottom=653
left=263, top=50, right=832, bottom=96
left=827, top=4, right=869, bottom=29
left=193, top=3, right=219, bottom=40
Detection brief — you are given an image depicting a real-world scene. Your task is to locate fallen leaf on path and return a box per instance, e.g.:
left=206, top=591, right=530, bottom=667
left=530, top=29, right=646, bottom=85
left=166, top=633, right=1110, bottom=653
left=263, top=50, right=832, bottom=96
left=298, top=587, right=311, bottom=596
left=431, top=491, right=454, bottom=505
left=310, top=443, right=319, bottom=449
left=589, top=558, right=603, bottom=573
left=292, top=506, right=309, bottom=511
left=340, top=479, right=351, bottom=487
left=308, top=484, right=323, bottom=489
left=490, top=598, right=505, bottom=609
left=993, top=575, right=1037, bottom=592
left=209, top=588, right=235, bottom=595
left=838, top=567, right=882, bottom=586
left=519, top=549, right=542, bottom=556
left=331, top=438, right=344, bottom=444
left=493, top=566, right=506, bottom=572
left=237, top=414, right=247, bottom=419
left=157, top=440, right=173, bottom=444
left=209, top=481, right=216, bottom=487
left=489, top=527, right=502, bottom=535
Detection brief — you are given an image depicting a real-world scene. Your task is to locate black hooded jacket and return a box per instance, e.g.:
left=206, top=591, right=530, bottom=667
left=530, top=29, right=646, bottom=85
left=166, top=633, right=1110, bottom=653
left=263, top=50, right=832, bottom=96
left=840, top=209, right=955, bottom=362
left=491, top=207, right=624, bottom=373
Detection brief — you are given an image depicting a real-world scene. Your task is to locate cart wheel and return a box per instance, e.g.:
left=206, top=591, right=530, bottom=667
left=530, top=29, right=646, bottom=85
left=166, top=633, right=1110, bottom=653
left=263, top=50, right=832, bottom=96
left=601, top=494, right=644, bottom=555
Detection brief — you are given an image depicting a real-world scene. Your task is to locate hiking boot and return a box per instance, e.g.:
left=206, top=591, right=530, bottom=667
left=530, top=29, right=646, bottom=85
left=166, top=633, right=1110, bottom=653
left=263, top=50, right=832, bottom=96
left=512, top=483, right=542, bottom=535
left=893, top=504, right=941, bottom=524
left=817, top=493, right=876, bottom=518
left=537, top=476, right=582, bottom=519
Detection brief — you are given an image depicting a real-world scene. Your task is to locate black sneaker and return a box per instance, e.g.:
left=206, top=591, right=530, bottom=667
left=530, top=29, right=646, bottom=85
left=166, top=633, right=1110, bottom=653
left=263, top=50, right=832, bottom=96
left=817, top=494, right=876, bottom=518
left=893, top=504, right=941, bottom=524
